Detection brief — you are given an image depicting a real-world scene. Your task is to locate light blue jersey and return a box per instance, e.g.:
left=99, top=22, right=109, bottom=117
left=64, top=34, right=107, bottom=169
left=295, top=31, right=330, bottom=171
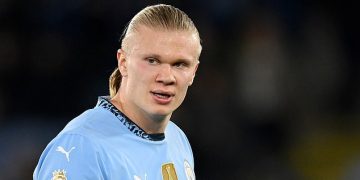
left=34, top=96, right=195, bottom=180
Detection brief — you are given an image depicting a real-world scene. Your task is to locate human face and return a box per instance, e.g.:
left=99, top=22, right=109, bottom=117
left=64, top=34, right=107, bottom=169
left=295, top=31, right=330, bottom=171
left=118, top=26, right=200, bottom=119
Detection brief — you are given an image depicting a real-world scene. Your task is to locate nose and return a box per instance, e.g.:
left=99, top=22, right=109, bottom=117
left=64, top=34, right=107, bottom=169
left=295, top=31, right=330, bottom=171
left=156, top=64, right=176, bottom=85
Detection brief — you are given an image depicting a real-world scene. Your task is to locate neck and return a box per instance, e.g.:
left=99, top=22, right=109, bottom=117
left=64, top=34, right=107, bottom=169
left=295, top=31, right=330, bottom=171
left=110, top=93, right=170, bottom=134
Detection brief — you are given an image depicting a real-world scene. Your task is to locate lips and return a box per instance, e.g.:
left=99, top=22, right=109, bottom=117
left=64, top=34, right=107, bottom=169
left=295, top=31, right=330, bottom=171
left=151, top=90, right=174, bottom=104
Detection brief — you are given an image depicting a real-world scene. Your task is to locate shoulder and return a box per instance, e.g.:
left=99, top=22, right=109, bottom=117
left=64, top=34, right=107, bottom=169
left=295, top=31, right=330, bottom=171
left=166, top=121, right=192, bottom=148
left=60, top=107, right=121, bottom=138
left=33, top=132, right=109, bottom=179
left=166, top=121, right=195, bottom=164
left=166, top=121, right=187, bottom=137
left=34, top=107, right=129, bottom=180
left=40, top=107, right=117, bottom=160
left=62, top=108, right=106, bottom=131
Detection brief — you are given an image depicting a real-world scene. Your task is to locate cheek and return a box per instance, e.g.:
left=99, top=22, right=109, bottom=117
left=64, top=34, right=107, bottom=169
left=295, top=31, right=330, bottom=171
left=175, top=73, right=192, bottom=96
left=129, top=61, right=153, bottom=81
left=177, top=71, right=194, bottom=86
left=176, top=85, right=189, bottom=106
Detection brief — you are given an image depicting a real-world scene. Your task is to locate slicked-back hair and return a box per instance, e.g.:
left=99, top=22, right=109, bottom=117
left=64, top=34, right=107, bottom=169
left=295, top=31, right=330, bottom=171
left=109, top=4, right=201, bottom=98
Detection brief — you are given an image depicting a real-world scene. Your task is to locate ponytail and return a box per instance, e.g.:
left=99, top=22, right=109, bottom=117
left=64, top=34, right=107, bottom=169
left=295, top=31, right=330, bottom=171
left=109, top=68, right=121, bottom=98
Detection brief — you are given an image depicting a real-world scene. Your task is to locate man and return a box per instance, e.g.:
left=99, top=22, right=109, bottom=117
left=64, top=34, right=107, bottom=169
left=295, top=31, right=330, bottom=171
left=34, top=4, right=201, bottom=180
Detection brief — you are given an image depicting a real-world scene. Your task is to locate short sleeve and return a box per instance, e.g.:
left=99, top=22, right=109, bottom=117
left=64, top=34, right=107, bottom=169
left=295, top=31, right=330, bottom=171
left=33, top=133, right=107, bottom=180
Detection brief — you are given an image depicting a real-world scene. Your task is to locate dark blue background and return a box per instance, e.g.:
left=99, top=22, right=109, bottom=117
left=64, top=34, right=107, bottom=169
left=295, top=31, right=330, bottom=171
left=0, top=0, right=358, bottom=179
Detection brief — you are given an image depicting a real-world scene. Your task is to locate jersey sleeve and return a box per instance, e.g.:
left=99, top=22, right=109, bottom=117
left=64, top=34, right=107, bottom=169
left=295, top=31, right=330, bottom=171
left=33, top=133, right=107, bottom=180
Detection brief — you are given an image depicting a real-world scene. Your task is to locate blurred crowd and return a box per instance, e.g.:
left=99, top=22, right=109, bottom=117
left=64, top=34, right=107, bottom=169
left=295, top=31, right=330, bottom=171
left=0, top=0, right=358, bottom=179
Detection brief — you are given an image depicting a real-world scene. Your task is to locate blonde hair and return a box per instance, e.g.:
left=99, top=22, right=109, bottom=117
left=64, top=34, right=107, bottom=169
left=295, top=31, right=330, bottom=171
left=109, top=4, right=201, bottom=97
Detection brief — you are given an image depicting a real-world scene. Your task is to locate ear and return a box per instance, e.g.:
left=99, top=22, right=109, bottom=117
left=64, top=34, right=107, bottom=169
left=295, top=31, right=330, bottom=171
left=189, top=61, right=199, bottom=86
left=117, top=49, right=128, bottom=77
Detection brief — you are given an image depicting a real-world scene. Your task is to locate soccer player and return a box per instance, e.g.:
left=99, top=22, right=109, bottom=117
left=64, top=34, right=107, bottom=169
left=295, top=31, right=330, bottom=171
left=33, top=4, right=201, bottom=180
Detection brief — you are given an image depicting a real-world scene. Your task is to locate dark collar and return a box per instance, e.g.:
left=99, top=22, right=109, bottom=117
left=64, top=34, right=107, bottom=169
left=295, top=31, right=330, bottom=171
left=96, top=96, right=165, bottom=141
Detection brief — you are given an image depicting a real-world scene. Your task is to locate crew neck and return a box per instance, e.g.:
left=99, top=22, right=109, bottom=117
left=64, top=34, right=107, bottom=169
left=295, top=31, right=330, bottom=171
left=96, top=96, right=165, bottom=141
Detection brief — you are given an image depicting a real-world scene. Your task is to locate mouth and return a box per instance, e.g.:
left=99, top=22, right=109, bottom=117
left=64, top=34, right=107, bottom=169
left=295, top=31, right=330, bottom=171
left=151, top=90, right=174, bottom=104
left=151, top=91, right=174, bottom=98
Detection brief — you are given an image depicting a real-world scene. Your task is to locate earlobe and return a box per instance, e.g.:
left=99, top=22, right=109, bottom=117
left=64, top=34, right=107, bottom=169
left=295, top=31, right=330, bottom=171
left=117, top=49, right=128, bottom=77
left=189, top=79, right=194, bottom=86
left=189, top=62, right=199, bottom=86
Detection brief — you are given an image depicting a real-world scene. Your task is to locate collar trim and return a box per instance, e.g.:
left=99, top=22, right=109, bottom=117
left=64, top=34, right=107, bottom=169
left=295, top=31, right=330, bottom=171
left=96, top=96, right=165, bottom=141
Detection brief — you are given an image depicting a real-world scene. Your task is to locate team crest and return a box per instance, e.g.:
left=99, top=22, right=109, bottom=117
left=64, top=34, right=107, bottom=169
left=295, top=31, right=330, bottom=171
left=184, top=160, right=195, bottom=180
left=52, top=169, right=67, bottom=180
left=161, top=163, right=178, bottom=180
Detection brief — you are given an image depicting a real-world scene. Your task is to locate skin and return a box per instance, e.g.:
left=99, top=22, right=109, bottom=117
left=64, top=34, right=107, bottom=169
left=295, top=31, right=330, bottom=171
left=111, top=25, right=201, bottom=134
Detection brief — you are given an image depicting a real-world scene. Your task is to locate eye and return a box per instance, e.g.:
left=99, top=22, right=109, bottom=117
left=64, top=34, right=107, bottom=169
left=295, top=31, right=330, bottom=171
left=146, top=57, right=159, bottom=65
left=174, top=62, right=188, bottom=68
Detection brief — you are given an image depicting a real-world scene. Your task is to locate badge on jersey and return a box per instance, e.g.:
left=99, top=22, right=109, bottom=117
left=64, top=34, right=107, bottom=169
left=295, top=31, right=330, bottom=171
left=162, top=163, right=178, bottom=180
left=52, top=169, right=67, bottom=180
left=184, top=160, right=195, bottom=180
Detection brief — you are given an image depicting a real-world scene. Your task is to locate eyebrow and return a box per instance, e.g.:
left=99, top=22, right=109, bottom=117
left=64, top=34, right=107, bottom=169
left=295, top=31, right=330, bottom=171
left=142, top=53, right=195, bottom=64
left=143, top=53, right=161, bottom=59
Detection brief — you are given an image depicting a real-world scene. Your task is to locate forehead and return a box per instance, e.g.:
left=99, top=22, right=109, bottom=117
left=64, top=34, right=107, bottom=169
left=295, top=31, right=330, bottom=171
left=127, top=26, right=201, bottom=61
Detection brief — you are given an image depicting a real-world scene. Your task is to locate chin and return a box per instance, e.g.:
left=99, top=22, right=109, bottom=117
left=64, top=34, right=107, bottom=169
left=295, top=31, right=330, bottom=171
left=150, top=107, right=174, bottom=117
left=148, top=111, right=172, bottom=123
left=152, top=110, right=172, bottom=117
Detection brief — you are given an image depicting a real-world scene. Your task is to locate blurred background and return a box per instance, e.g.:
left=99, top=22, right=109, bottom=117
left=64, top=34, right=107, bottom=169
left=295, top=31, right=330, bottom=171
left=0, top=0, right=358, bottom=179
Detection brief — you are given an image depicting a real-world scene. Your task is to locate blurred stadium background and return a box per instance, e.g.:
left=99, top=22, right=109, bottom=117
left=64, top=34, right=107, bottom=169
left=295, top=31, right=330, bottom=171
left=0, top=0, right=358, bottom=179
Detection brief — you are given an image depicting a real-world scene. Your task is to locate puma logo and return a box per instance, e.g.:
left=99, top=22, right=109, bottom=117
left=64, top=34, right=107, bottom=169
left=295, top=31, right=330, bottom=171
left=56, top=146, right=75, bottom=162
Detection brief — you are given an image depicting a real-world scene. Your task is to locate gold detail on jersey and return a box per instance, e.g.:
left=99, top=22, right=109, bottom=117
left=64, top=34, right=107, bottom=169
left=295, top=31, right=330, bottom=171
left=52, top=169, right=67, bottom=180
left=184, top=160, right=195, bottom=180
left=162, top=163, right=178, bottom=180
